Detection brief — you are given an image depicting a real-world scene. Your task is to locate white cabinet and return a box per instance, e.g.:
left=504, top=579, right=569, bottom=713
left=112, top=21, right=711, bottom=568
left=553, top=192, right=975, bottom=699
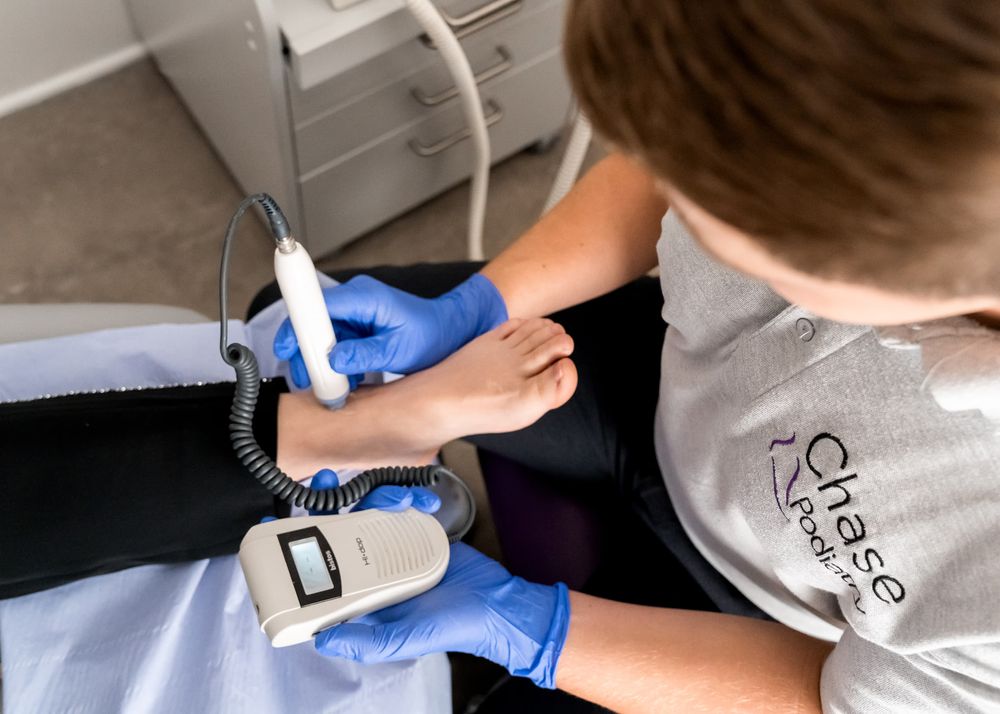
left=126, top=0, right=571, bottom=256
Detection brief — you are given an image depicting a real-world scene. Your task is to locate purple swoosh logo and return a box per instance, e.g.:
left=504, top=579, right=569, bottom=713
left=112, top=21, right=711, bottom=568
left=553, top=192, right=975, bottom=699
left=769, top=432, right=797, bottom=521
left=771, top=457, right=790, bottom=521
left=769, top=433, right=797, bottom=451
left=785, top=457, right=801, bottom=506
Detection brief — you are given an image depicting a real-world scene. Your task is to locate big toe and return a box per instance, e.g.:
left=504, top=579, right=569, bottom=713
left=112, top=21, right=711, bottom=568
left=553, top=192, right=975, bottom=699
left=529, top=356, right=578, bottom=410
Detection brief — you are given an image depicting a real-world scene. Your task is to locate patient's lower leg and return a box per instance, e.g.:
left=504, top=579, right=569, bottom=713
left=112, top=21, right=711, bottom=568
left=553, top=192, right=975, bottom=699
left=277, top=318, right=578, bottom=480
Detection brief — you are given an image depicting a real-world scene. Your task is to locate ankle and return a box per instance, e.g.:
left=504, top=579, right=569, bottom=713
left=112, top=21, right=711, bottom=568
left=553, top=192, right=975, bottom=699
left=372, top=374, right=454, bottom=457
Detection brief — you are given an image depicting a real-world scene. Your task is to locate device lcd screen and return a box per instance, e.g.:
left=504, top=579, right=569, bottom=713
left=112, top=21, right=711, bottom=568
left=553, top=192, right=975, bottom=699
left=288, top=537, right=334, bottom=595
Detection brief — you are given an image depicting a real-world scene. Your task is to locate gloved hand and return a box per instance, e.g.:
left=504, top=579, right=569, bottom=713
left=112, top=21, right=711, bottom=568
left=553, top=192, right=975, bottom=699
left=259, top=469, right=441, bottom=522
left=273, top=273, right=507, bottom=388
left=315, top=542, right=571, bottom=689
left=307, top=468, right=441, bottom=515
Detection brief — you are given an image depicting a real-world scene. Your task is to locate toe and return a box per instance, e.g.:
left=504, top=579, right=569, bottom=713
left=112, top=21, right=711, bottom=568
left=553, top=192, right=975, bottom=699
left=496, top=318, right=526, bottom=339
left=523, top=331, right=575, bottom=374
left=530, top=357, right=578, bottom=410
left=505, top=318, right=554, bottom=347
left=511, top=319, right=564, bottom=352
left=553, top=357, right=579, bottom=406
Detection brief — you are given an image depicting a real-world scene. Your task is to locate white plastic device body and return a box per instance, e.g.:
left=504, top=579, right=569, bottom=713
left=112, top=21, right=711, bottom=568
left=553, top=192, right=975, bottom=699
left=240, top=508, right=450, bottom=647
left=274, top=240, right=351, bottom=408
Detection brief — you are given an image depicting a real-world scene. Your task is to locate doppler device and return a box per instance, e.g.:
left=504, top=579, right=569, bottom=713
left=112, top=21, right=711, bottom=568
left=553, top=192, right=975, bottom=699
left=240, top=508, right=449, bottom=647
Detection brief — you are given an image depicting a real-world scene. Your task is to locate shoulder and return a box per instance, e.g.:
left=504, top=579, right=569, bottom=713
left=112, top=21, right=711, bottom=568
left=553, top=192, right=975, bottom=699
left=657, top=209, right=787, bottom=349
left=822, top=629, right=1000, bottom=713
left=877, top=318, right=1000, bottom=426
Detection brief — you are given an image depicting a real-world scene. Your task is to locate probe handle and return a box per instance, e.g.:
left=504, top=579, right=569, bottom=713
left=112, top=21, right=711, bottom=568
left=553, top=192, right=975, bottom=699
left=274, top=243, right=350, bottom=409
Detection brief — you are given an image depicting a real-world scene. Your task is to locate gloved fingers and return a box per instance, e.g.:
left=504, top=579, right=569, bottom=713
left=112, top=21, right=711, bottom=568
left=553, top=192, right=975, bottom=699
left=321, top=276, right=386, bottom=327
left=315, top=621, right=422, bottom=664
left=277, top=316, right=360, bottom=383
left=447, top=542, right=491, bottom=573
left=330, top=334, right=396, bottom=374
left=288, top=352, right=311, bottom=389
left=331, top=319, right=366, bottom=344
left=308, top=469, right=340, bottom=515
left=409, top=487, right=442, bottom=514
left=311, top=468, right=340, bottom=490
left=348, top=596, right=423, bottom=625
left=328, top=325, right=368, bottom=391
left=291, top=358, right=360, bottom=391
left=273, top=318, right=299, bottom=359
left=310, top=474, right=437, bottom=516
left=353, top=485, right=441, bottom=514
left=354, top=485, right=414, bottom=513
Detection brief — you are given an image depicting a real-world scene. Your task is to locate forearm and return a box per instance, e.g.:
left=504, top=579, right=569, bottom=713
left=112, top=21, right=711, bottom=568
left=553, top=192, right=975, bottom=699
left=557, top=592, right=833, bottom=714
left=481, top=152, right=667, bottom=318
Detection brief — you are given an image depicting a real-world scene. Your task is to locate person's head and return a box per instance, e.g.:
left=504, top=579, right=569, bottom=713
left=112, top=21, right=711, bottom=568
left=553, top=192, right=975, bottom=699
left=565, top=1, right=1000, bottom=324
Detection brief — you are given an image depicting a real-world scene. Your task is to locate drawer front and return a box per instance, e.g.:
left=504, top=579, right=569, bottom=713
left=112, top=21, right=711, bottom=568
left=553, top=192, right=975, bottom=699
left=287, top=0, right=564, bottom=123
left=300, top=49, right=570, bottom=255
left=293, top=0, right=564, bottom=175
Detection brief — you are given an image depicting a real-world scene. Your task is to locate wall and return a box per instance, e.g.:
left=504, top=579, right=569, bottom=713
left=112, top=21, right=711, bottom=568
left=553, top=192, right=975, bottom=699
left=0, top=0, right=144, bottom=117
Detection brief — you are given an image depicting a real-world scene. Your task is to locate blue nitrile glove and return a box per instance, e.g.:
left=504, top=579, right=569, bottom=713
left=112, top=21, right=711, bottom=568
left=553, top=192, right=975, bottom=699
left=260, top=470, right=441, bottom=522
left=315, top=542, right=571, bottom=689
left=307, top=468, right=441, bottom=516
left=273, top=273, right=507, bottom=388
left=278, top=323, right=366, bottom=392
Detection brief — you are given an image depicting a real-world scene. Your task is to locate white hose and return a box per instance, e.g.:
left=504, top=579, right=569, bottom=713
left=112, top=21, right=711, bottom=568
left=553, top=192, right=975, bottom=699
left=542, top=112, right=592, bottom=216
left=405, top=0, right=491, bottom=261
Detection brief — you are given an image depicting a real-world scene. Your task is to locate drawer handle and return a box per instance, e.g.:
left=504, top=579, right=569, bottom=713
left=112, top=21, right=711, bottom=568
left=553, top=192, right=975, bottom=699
left=412, top=46, right=513, bottom=106
left=441, top=0, right=522, bottom=29
left=409, top=99, right=504, bottom=157
left=421, top=0, right=523, bottom=45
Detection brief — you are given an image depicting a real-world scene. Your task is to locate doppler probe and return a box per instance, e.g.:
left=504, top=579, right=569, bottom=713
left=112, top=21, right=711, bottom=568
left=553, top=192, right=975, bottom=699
left=272, top=223, right=351, bottom=409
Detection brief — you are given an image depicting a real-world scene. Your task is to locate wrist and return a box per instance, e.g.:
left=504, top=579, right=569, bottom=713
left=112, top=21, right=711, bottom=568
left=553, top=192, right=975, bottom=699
left=439, top=274, right=509, bottom=343
left=491, top=578, right=571, bottom=689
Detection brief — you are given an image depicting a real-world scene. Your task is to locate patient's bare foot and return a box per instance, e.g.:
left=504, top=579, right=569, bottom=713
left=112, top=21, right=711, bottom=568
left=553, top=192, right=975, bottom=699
left=278, top=318, right=577, bottom=478
left=403, top=317, right=577, bottom=439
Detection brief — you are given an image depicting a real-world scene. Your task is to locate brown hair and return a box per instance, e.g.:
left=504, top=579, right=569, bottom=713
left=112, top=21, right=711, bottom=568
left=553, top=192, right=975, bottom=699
left=565, top=1, right=1000, bottom=297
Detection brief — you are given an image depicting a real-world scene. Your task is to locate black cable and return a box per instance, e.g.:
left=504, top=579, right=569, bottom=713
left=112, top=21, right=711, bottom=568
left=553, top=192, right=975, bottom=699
left=219, top=194, right=450, bottom=512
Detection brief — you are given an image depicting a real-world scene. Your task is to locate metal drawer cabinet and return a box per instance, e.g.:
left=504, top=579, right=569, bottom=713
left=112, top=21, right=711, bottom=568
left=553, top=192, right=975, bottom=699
left=287, top=0, right=563, bottom=122
left=292, top=0, right=565, bottom=175
left=300, top=48, right=569, bottom=251
left=126, top=0, right=572, bottom=254
left=282, top=0, right=559, bottom=98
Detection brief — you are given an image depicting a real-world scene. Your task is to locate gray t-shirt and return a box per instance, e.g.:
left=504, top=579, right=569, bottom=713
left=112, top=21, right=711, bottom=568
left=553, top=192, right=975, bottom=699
left=653, top=210, right=1000, bottom=712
